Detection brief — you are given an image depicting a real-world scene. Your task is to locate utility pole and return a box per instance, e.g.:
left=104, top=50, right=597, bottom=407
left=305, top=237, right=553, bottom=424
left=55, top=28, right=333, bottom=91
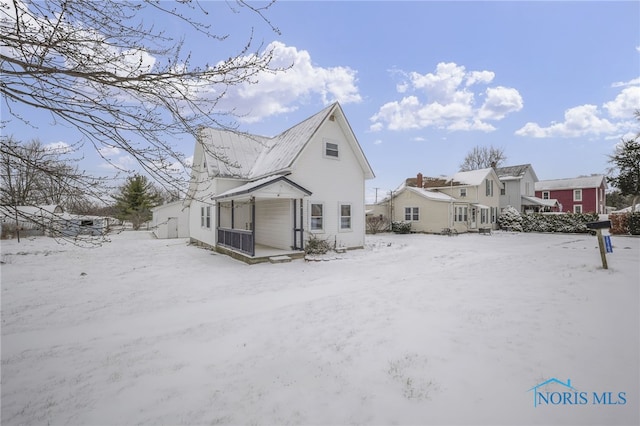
left=373, top=187, right=380, bottom=203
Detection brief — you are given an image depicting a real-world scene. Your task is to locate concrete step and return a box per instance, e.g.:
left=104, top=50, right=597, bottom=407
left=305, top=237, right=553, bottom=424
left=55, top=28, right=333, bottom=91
left=269, top=255, right=292, bottom=263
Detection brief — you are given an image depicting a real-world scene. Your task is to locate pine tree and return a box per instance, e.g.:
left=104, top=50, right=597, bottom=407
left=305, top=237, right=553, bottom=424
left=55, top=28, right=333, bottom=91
left=113, top=175, right=160, bottom=230
left=608, top=135, right=640, bottom=212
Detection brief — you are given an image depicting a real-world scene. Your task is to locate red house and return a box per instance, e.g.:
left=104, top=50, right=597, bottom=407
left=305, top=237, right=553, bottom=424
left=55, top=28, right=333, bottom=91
left=535, top=175, right=607, bottom=214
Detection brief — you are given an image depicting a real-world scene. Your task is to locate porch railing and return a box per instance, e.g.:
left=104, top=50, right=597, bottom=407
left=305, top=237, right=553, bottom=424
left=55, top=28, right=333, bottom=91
left=217, top=227, right=254, bottom=256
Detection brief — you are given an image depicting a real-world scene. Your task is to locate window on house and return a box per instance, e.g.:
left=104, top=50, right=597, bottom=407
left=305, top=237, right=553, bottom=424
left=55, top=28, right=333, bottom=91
left=574, top=189, right=582, bottom=201
left=404, top=207, right=419, bottom=221
left=311, top=203, right=324, bottom=230
left=455, top=206, right=468, bottom=222
left=481, top=208, right=488, bottom=224
left=574, top=205, right=583, bottom=213
left=459, top=188, right=467, bottom=197
left=500, top=187, right=506, bottom=196
left=486, top=179, right=494, bottom=196
left=491, top=207, right=498, bottom=223
left=340, top=204, right=352, bottom=230
left=325, top=141, right=339, bottom=158
left=542, top=191, right=550, bottom=200
left=201, top=205, right=211, bottom=229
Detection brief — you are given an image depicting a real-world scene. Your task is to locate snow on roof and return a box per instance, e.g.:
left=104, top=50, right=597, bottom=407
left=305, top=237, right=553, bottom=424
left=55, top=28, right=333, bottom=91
left=522, top=195, right=559, bottom=207
left=447, top=168, right=493, bottom=186
left=405, top=186, right=458, bottom=202
left=495, top=164, right=531, bottom=180
left=535, top=175, right=606, bottom=191
left=198, top=104, right=335, bottom=179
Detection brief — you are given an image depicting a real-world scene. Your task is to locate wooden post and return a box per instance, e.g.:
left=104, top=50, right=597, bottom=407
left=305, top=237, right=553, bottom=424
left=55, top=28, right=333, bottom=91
left=596, top=229, right=608, bottom=270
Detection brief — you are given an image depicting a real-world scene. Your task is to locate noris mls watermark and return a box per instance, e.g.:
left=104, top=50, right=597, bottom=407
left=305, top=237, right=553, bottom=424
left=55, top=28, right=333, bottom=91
left=527, top=378, right=627, bottom=407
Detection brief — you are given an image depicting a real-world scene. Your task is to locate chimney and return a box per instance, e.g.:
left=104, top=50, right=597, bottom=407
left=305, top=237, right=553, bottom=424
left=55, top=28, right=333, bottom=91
left=416, top=173, right=423, bottom=188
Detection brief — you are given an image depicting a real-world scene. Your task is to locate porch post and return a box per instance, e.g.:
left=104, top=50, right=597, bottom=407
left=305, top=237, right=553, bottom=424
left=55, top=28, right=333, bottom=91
left=292, top=199, right=297, bottom=250
left=231, top=200, right=234, bottom=229
left=251, top=197, right=256, bottom=256
left=300, top=198, right=304, bottom=250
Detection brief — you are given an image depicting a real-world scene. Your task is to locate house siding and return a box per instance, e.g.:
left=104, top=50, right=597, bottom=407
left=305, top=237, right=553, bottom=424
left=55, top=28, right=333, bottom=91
left=255, top=198, right=292, bottom=250
left=291, top=119, right=366, bottom=249
left=535, top=186, right=604, bottom=213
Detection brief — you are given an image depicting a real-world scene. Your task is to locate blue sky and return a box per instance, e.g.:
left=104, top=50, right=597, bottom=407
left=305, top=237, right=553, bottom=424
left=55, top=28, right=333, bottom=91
left=3, top=1, right=639, bottom=203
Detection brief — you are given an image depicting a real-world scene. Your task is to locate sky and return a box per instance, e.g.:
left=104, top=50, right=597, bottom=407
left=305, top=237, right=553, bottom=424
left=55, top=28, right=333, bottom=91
left=2, top=1, right=639, bottom=203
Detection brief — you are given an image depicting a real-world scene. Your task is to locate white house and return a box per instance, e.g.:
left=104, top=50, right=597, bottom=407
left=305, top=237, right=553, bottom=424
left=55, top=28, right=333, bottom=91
left=184, top=102, right=375, bottom=263
left=151, top=200, right=190, bottom=239
left=370, top=168, right=501, bottom=234
left=495, top=164, right=559, bottom=213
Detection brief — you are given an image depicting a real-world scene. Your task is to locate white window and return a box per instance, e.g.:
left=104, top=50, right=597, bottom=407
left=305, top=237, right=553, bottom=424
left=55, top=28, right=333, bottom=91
left=455, top=206, right=468, bottom=222
left=404, top=207, right=419, bottom=221
left=481, top=208, right=488, bottom=224
left=201, top=205, right=211, bottom=229
left=574, top=205, right=583, bottom=213
left=525, top=182, right=531, bottom=196
left=324, top=140, right=339, bottom=158
left=574, top=189, right=582, bottom=201
left=339, top=204, right=351, bottom=230
left=486, top=179, right=494, bottom=196
left=491, top=207, right=498, bottom=223
left=542, top=191, right=550, bottom=200
left=311, top=203, right=324, bottom=231
left=459, top=188, right=467, bottom=197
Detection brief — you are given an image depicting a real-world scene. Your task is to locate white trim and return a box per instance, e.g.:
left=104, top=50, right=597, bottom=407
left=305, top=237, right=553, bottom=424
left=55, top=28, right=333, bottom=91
left=310, top=202, right=324, bottom=232
left=338, top=202, right=352, bottom=232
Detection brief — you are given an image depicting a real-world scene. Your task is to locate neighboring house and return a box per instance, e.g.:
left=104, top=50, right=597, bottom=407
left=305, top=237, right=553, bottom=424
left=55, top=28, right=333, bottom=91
left=495, top=164, right=559, bottom=213
left=184, top=102, right=375, bottom=263
left=151, top=200, right=190, bottom=239
left=0, top=204, right=64, bottom=237
left=370, top=167, right=501, bottom=233
left=0, top=205, right=110, bottom=237
left=535, top=175, right=607, bottom=214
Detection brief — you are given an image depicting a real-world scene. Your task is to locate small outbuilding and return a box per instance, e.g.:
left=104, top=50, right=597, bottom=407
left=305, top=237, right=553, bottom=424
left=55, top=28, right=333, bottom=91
left=151, top=200, right=190, bottom=239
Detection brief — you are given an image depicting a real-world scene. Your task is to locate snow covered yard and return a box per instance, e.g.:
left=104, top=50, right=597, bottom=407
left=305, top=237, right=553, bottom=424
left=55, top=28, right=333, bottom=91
left=1, top=231, right=638, bottom=426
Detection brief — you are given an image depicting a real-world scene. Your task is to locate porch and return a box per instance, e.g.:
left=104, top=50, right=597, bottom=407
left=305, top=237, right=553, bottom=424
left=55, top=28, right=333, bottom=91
left=212, top=175, right=312, bottom=264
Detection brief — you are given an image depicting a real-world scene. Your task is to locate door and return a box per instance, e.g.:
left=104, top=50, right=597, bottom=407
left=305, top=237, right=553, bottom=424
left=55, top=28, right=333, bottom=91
left=470, top=207, right=477, bottom=229
left=167, top=217, right=178, bottom=238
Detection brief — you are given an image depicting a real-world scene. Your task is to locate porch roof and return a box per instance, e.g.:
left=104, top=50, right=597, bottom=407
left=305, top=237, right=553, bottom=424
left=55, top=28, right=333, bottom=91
left=522, top=195, right=559, bottom=207
left=212, top=175, right=312, bottom=202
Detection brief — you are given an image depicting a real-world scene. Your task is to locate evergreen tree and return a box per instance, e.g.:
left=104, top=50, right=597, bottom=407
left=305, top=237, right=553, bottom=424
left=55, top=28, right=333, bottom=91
left=497, top=206, right=523, bottom=231
left=607, top=125, right=640, bottom=212
left=113, top=175, right=160, bottom=230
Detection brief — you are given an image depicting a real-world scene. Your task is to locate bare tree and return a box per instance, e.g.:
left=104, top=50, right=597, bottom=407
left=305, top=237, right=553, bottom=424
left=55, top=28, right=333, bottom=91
left=0, top=137, right=108, bottom=242
left=1, top=0, right=283, bottom=194
left=459, top=145, right=507, bottom=171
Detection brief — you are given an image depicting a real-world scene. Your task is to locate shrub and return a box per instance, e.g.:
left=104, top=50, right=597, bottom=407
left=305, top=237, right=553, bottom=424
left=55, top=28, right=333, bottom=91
left=609, top=213, right=629, bottom=235
left=305, top=234, right=333, bottom=255
left=629, top=212, right=640, bottom=235
left=391, top=221, right=412, bottom=234
left=498, top=206, right=523, bottom=231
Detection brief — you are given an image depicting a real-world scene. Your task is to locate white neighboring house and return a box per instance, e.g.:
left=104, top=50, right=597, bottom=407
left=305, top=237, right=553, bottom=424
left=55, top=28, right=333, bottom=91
left=184, top=102, right=375, bottom=263
left=151, top=200, right=190, bottom=239
left=494, top=164, right=559, bottom=213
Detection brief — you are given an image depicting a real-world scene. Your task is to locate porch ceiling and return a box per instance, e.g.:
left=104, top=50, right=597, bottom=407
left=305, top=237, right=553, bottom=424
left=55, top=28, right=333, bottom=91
left=212, top=175, right=312, bottom=202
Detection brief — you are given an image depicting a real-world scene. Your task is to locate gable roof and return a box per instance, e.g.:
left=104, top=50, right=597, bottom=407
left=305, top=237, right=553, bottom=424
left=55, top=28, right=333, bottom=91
left=196, top=102, right=374, bottom=181
left=404, top=186, right=458, bottom=202
left=535, top=175, right=606, bottom=191
left=446, top=168, right=497, bottom=187
left=495, top=164, right=538, bottom=182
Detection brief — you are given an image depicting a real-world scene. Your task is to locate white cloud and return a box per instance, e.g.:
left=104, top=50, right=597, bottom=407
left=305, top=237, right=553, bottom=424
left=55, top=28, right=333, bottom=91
left=211, top=41, right=362, bottom=123
left=603, top=86, right=640, bottom=119
left=99, top=155, right=136, bottom=171
left=98, top=146, right=121, bottom=157
left=611, top=77, right=640, bottom=88
left=515, top=105, right=617, bottom=138
left=516, top=82, right=638, bottom=139
left=370, top=62, right=522, bottom=132
left=44, top=141, right=72, bottom=153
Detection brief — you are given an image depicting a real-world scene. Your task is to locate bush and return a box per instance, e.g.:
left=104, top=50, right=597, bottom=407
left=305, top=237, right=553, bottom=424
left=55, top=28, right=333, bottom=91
left=366, top=215, right=390, bottom=234
left=629, top=212, right=640, bottom=235
left=305, top=234, right=333, bottom=255
left=498, top=206, right=523, bottom=231
left=391, top=221, right=412, bottom=234
left=610, top=213, right=629, bottom=235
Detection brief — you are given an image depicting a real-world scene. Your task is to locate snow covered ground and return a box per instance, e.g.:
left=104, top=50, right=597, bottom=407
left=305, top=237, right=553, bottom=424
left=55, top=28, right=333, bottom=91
left=1, top=230, right=638, bottom=426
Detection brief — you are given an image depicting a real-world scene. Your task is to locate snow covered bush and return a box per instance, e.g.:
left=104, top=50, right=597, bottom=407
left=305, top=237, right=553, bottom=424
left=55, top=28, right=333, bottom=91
left=629, top=212, right=640, bottom=235
left=391, top=221, right=412, bottom=234
left=305, top=235, right=333, bottom=255
left=366, top=215, right=390, bottom=234
left=497, top=206, right=523, bottom=231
